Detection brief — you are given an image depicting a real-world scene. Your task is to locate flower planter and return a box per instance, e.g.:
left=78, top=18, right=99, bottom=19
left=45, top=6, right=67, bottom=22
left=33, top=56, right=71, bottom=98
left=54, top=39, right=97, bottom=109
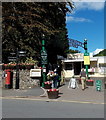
left=86, top=80, right=94, bottom=86
left=47, top=89, right=59, bottom=99
left=44, top=84, right=52, bottom=89
left=44, top=81, right=52, bottom=89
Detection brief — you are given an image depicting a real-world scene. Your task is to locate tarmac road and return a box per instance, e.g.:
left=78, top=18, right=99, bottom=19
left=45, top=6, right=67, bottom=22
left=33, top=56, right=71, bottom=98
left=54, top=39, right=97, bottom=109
left=2, top=98, right=104, bottom=118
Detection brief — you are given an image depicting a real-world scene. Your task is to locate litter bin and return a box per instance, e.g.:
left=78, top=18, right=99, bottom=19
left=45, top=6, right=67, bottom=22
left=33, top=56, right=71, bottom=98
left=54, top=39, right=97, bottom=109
left=5, top=69, right=13, bottom=89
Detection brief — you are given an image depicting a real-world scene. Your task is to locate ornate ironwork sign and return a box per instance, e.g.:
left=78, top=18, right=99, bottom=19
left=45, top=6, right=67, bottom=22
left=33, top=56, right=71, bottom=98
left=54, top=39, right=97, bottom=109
left=68, top=39, right=84, bottom=48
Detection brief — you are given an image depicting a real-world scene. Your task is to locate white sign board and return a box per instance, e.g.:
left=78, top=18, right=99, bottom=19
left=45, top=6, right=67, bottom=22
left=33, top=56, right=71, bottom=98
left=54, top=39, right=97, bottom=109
left=30, top=69, right=41, bottom=77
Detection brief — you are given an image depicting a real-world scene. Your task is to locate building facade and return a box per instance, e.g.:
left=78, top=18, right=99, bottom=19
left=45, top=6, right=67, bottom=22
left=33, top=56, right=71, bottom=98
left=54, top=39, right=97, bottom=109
left=62, top=53, right=106, bottom=78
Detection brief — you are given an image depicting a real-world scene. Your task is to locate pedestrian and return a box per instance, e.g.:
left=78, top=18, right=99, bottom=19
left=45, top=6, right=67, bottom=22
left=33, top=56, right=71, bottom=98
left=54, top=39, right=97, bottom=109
left=53, top=69, right=59, bottom=88
left=68, top=76, right=78, bottom=89
left=56, top=65, right=61, bottom=87
left=80, top=68, right=87, bottom=90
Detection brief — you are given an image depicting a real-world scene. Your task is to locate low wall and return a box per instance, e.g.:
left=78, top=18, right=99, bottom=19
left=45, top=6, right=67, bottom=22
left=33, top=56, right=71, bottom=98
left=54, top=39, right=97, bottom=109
left=1, top=70, right=41, bottom=89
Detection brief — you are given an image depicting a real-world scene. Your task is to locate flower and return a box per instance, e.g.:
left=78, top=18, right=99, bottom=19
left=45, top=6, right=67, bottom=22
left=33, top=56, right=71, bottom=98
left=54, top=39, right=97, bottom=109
left=47, top=89, right=59, bottom=92
left=44, top=81, right=52, bottom=84
left=87, top=80, right=94, bottom=82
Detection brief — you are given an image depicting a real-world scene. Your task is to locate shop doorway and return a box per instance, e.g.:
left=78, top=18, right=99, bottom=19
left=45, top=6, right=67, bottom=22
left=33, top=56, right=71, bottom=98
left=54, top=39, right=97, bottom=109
left=74, top=62, right=81, bottom=75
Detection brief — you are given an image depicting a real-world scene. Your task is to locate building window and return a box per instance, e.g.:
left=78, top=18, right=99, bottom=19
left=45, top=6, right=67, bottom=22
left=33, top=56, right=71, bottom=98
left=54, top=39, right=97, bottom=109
left=99, top=63, right=106, bottom=67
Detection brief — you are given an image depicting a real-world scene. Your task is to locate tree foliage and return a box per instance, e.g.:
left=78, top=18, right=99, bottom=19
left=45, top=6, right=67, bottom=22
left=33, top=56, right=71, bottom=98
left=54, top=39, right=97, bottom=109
left=94, top=49, right=106, bottom=56
left=2, top=2, right=74, bottom=64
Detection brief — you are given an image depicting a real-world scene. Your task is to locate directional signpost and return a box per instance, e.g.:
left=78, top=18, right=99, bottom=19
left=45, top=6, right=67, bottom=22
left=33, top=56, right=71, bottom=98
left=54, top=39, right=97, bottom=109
left=8, top=57, right=17, bottom=62
left=15, top=49, right=26, bottom=89
left=8, top=49, right=26, bottom=89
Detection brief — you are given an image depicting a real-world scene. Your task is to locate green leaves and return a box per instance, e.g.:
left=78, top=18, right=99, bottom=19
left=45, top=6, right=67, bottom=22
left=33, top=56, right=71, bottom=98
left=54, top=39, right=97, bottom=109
left=94, top=49, right=106, bottom=56
left=2, top=2, right=73, bottom=64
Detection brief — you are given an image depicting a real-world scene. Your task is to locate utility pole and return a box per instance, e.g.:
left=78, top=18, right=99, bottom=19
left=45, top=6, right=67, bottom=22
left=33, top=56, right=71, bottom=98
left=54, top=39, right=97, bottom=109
left=84, top=39, right=90, bottom=78
left=41, top=34, right=47, bottom=87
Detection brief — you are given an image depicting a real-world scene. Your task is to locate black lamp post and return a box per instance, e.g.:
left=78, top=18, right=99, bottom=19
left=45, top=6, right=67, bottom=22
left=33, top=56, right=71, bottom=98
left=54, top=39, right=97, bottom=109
left=15, top=48, right=26, bottom=89
left=15, top=48, right=19, bottom=89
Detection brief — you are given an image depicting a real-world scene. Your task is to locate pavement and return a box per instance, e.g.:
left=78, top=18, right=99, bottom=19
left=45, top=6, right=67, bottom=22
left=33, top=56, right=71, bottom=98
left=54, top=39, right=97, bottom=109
left=1, top=81, right=105, bottom=104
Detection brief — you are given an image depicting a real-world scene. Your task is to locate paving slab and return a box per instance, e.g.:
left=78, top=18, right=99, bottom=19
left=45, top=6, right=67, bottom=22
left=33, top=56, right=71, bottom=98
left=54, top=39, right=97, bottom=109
left=37, top=82, right=104, bottom=104
left=2, top=87, right=44, bottom=97
left=1, top=82, right=104, bottom=104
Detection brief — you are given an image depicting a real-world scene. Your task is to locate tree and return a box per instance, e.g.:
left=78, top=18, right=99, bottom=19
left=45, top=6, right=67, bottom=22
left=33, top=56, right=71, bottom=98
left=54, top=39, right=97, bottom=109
left=2, top=2, right=74, bottom=64
left=93, top=49, right=106, bottom=56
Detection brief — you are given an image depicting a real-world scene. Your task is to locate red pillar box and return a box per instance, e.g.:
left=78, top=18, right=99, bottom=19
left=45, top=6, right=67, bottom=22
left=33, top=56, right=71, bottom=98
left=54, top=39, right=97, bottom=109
left=86, top=79, right=94, bottom=86
left=5, top=69, right=13, bottom=89
left=47, top=89, right=59, bottom=99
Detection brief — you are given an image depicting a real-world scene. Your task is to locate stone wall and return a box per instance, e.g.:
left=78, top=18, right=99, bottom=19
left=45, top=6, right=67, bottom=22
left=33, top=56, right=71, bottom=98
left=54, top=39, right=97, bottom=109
left=1, top=70, right=41, bottom=89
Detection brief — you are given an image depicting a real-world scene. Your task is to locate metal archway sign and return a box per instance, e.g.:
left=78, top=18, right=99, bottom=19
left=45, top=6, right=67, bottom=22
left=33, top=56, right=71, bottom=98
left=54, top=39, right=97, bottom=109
left=68, top=38, right=84, bottom=48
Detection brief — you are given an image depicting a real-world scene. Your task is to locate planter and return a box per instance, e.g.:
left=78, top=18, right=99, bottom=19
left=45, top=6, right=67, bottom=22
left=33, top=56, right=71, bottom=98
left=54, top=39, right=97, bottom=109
left=44, top=84, right=52, bottom=89
left=47, top=89, right=59, bottom=99
left=86, top=80, right=94, bottom=86
left=44, top=81, right=52, bottom=89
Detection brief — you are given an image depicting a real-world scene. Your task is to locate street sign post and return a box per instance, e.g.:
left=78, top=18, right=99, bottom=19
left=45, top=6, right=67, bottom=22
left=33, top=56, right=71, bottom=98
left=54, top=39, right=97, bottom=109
left=84, top=54, right=90, bottom=65
left=8, top=50, right=26, bottom=89
left=8, top=57, right=17, bottom=62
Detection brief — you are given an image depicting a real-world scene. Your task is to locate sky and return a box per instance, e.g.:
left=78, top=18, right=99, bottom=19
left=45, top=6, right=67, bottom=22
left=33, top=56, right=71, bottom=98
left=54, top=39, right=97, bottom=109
left=66, top=1, right=105, bottom=53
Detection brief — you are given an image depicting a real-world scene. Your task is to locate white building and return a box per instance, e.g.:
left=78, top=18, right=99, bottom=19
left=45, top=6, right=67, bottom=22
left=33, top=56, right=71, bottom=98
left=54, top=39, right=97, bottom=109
left=62, top=53, right=106, bottom=78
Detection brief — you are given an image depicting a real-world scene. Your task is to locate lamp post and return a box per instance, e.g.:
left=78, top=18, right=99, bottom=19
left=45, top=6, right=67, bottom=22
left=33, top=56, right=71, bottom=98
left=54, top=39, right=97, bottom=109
left=15, top=48, right=19, bottom=89
left=41, top=34, right=47, bottom=87
left=84, top=39, right=90, bottom=78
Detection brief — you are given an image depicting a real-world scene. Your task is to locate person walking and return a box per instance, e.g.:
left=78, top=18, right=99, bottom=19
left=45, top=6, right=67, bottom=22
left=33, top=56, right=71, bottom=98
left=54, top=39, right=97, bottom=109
left=53, top=69, right=59, bottom=88
left=80, top=68, right=87, bottom=90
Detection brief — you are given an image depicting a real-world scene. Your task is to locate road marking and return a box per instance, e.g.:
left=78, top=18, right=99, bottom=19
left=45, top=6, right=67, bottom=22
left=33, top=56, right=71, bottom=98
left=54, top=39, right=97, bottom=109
left=0, top=97, right=104, bottom=104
